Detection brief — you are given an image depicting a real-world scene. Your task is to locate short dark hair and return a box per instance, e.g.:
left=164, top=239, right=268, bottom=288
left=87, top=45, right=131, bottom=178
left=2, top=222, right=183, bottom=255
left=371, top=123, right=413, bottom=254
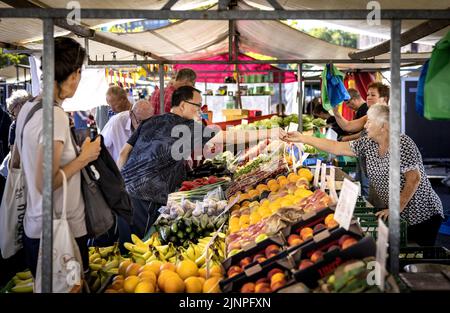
left=175, top=68, right=197, bottom=84
left=368, top=82, right=390, bottom=103
left=347, top=88, right=361, bottom=99
left=171, top=86, right=201, bottom=108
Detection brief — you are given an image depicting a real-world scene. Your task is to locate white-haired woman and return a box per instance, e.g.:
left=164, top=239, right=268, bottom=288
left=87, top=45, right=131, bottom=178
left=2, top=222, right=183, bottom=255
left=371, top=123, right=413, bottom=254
left=280, top=104, right=444, bottom=246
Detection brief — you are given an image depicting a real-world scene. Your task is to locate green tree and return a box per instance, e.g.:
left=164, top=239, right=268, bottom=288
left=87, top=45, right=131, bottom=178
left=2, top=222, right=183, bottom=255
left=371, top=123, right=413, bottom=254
left=0, top=49, right=27, bottom=68
left=305, top=27, right=357, bottom=48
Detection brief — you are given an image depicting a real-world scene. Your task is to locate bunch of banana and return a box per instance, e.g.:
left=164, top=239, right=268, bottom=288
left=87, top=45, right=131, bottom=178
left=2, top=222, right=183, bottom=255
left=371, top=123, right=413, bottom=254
left=10, top=270, right=33, bottom=293
left=177, top=232, right=227, bottom=267
left=123, top=233, right=180, bottom=264
left=88, top=242, right=122, bottom=275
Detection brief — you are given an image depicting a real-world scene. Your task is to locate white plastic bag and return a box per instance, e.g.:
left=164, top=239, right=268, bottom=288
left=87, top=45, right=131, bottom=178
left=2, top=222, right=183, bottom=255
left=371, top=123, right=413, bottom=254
left=0, top=160, right=26, bottom=259
left=35, top=170, right=83, bottom=293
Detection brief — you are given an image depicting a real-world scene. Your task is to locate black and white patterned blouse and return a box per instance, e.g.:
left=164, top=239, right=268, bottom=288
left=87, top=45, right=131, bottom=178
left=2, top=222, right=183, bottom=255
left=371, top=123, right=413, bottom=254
left=350, top=134, right=444, bottom=225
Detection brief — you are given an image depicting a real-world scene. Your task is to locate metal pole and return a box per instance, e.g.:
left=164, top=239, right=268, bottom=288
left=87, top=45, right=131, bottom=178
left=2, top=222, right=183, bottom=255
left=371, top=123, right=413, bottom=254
left=297, top=64, right=303, bottom=132
left=389, top=19, right=401, bottom=275
left=159, top=64, right=164, bottom=114
left=278, top=71, right=282, bottom=106
left=41, top=18, right=54, bottom=293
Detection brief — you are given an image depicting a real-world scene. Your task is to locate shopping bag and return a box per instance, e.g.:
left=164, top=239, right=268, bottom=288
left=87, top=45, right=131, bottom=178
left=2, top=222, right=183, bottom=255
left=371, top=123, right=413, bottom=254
left=0, top=159, right=26, bottom=259
left=322, top=64, right=350, bottom=111
left=424, top=31, right=450, bottom=120
left=35, top=169, right=83, bottom=293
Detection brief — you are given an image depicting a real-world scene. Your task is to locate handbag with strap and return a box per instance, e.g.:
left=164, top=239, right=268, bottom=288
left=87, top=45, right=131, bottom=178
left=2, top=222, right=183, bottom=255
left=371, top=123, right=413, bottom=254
left=69, top=133, right=115, bottom=238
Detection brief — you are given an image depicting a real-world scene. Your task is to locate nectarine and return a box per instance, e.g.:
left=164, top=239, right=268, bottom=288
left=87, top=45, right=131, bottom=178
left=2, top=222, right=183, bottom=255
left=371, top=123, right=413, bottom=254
left=240, top=282, right=256, bottom=293
left=298, top=259, right=314, bottom=270
left=255, top=282, right=271, bottom=293
left=341, top=238, right=358, bottom=250
left=300, top=227, right=314, bottom=241
left=227, top=265, right=243, bottom=278
left=264, top=244, right=280, bottom=258
left=239, top=257, right=253, bottom=269
left=267, top=268, right=283, bottom=280
left=313, top=223, right=326, bottom=232
left=310, top=250, right=324, bottom=263
left=288, top=234, right=303, bottom=247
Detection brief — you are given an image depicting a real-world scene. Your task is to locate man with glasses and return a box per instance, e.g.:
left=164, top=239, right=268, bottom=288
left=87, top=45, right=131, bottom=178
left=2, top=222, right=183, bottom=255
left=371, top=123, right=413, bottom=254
left=118, top=86, right=280, bottom=239
left=340, top=89, right=368, bottom=142
left=101, top=99, right=154, bottom=162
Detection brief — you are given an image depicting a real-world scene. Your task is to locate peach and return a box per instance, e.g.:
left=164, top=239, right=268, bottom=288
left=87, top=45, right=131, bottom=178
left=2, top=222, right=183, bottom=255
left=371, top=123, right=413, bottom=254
left=255, top=256, right=267, bottom=263
left=270, top=279, right=286, bottom=292
left=267, top=268, right=283, bottom=280
left=239, top=257, right=253, bottom=269
left=300, top=227, right=314, bottom=241
left=255, top=282, right=271, bottom=293
left=298, top=259, right=314, bottom=270
left=338, top=235, right=352, bottom=247
left=227, top=265, right=243, bottom=278
left=341, top=238, right=358, bottom=250
left=240, top=282, right=256, bottom=293
left=270, top=272, right=286, bottom=283
left=326, top=219, right=339, bottom=229
left=253, top=254, right=265, bottom=263
left=265, top=245, right=280, bottom=258
left=288, top=234, right=304, bottom=247
left=256, top=278, right=270, bottom=285
left=310, top=251, right=324, bottom=263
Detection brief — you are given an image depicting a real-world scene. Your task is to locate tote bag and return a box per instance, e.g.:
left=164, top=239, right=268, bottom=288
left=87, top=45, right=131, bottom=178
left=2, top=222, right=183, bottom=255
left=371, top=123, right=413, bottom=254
left=0, top=155, right=26, bottom=259
left=35, top=170, right=83, bottom=293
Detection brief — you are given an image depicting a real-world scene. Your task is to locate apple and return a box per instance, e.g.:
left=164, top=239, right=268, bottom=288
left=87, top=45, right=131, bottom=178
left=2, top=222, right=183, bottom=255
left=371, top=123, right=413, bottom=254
left=267, top=268, right=283, bottom=280
left=313, top=223, right=326, bottom=232
left=240, top=282, right=256, bottom=293
left=341, top=238, right=358, bottom=250
left=298, top=259, right=314, bottom=270
left=310, top=250, right=324, bottom=263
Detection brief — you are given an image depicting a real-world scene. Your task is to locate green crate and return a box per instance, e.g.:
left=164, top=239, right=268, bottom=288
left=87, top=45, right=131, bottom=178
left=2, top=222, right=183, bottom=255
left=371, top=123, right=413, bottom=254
left=356, top=213, right=408, bottom=247
left=354, top=196, right=378, bottom=216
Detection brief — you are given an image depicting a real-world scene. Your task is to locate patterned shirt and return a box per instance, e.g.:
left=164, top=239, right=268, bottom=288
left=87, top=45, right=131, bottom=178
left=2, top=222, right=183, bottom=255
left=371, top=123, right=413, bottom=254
left=350, top=134, right=444, bottom=225
left=121, top=113, right=219, bottom=204
left=150, top=85, right=176, bottom=115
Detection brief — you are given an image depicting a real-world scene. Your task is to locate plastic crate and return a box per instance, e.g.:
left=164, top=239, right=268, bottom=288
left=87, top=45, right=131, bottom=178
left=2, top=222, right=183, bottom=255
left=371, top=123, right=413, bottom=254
left=356, top=213, right=408, bottom=247
left=399, top=246, right=450, bottom=266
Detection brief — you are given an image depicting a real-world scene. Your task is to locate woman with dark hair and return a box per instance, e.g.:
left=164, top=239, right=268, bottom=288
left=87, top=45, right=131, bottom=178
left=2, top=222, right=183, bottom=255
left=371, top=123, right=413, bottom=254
left=15, top=37, right=101, bottom=277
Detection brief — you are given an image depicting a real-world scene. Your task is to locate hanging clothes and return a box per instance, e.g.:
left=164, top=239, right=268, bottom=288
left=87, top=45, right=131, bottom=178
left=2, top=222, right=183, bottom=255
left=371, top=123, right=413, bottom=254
left=424, top=31, right=450, bottom=120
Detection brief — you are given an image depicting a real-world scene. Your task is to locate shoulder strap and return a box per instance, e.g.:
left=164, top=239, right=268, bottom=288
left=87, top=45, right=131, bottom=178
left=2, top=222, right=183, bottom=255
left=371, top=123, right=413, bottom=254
left=20, top=100, right=43, bottom=151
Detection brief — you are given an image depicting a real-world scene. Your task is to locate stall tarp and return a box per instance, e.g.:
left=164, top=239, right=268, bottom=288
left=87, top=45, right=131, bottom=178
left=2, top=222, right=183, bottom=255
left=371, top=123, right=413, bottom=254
left=174, top=53, right=297, bottom=83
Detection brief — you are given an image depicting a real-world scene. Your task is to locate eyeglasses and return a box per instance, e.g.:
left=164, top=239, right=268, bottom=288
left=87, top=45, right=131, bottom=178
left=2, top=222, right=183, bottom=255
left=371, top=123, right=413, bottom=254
left=184, top=100, right=202, bottom=108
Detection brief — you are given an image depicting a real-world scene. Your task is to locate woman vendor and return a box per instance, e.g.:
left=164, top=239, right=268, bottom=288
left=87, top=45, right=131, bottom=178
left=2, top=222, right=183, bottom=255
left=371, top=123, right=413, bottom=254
left=280, top=104, right=444, bottom=246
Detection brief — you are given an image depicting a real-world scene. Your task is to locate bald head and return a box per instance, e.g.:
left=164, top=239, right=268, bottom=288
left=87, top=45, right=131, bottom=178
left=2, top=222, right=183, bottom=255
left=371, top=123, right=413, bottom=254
left=132, top=99, right=154, bottom=122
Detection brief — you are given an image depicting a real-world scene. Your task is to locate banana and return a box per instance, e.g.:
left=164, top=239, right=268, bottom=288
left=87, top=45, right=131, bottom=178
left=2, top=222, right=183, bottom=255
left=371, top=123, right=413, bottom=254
left=11, top=282, right=34, bottom=293
left=133, top=244, right=149, bottom=254
left=103, top=259, right=119, bottom=271
left=142, top=250, right=152, bottom=261
left=123, top=242, right=135, bottom=251
left=153, top=236, right=162, bottom=247
left=89, top=253, right=101, bottom=263
left=146, top=254, right=158, bottom=263
left=101, top=259, right=107, bottom=266
left=13, top=277, right=33, bottom=286
left=106, top=268, right=119, bottom=275
left=99, top=246, right=114, bottom=258
left=89, top=263, right=103, bottom=271
left=143, top=236, right=154, bottom=246
left=133, top=254, right=146, bottom=265
left=168, top=256, right=177, bottom=263
left=92, top=257, right=102, bottom=264
left=186, top=245, right=196, bottom=261
left=155, top=245, right=169, bottom=255
left=16, top=271, right=32, bottom=280
left=131, top=234, right=146, bottom=246
left=91, top=277, right=101, bottom=293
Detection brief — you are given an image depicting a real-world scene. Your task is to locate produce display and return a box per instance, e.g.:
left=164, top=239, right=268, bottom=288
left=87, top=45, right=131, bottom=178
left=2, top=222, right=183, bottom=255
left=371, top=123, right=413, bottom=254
left=155, top=197, right=229, bottom=247
left=1, top=270, right=34, bottom=293
left=232, top=114, right=327, bottom=132
left=187, top=152, right=234, bottom=178
left=179, top=176, right=226, bottom=191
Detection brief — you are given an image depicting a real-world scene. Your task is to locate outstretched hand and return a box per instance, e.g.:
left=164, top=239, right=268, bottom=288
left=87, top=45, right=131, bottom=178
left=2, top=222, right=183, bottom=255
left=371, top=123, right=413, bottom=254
left=279, top=129, right=304, bottom=143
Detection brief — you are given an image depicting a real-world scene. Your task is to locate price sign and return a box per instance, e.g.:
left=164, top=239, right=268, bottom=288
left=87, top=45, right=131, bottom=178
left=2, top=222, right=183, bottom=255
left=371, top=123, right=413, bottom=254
left=328, top=166, right=339, bottom=203
left=313, top=159, right=321, bottom=187
left=288, top=122, right=299, bottom=133
left=320, top=163, right=327, bottom=191
left=376, top=219, right=389, bottom=291
left=334, top=178, right=359, bottom=230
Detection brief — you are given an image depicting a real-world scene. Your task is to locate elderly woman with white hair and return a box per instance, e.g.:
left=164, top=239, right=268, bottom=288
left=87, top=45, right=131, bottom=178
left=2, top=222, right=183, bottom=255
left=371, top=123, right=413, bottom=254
left=280, top=104, right=444, bottom=246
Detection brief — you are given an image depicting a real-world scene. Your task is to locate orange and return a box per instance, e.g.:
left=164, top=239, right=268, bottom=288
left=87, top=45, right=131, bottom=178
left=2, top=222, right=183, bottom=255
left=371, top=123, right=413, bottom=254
left=118, top=260, right=132, bottom=277
left=125, top=263, right=141, bottom=277
left=123, top=276, right=140, bottom=293
left=203, top=276, right=222, bottom=293
left=138, top=271, right=157, bottom=285
left=145, top=260, right=163, bottom=276
left=134, top=280, right=155, bottom=293
left=297, top=168, right=313, bottom=182
left=176, top=259, right=199, bottom=280
left=160, top=262, right=176, bottom=272
left=184, top=277, right=203, bottom=293
left=157, top=270, right=178, bottom=291
left=164, top=273, right=185, bottom=293
left=288, top=173, right=300, bottom=183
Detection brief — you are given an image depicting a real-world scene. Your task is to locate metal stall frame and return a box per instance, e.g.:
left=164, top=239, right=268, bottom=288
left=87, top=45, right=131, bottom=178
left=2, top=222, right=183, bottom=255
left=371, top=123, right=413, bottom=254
left=1, top=3, right=449, bottom=292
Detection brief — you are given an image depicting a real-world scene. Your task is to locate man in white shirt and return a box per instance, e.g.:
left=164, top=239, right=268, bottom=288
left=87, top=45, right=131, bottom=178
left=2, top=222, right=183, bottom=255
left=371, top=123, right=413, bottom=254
left=101, top=99, right=154, bottom=161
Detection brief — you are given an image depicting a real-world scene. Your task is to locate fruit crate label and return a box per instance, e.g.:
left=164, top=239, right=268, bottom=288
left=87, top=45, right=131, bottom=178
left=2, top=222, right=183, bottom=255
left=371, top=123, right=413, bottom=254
left=244, top=264, right=262, bottom=277
left=320, top=163, right=327, bottom=191
left=376, top=219, right=389, bottom=292
left=313, top=229, right=330, bottom=243
left=334, top=178, right=358, bottom=230
left=313, top=159, right=322, bottom=187
left=241, top=119, right=248, bottom=125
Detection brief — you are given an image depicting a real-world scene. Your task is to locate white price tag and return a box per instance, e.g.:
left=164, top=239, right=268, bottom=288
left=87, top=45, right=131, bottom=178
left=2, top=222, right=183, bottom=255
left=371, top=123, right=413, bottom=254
left=328, top=166, right=339, bottom=203
left=376, top=219, right=389, bottom=291
left=313, top=159, right=321, bottom=187
left=320, top=163, right=327, bottom=192
left=300, top=152, right=310, bottom=165
left=334, top=178, right=358, bottom=230
left=288, top=122, right=299, bottom=132
left=290, top=147, right=298, bottom=173
left=325, top=128, right=338, bottom=141
left=241, top=119, right=248, bottom=125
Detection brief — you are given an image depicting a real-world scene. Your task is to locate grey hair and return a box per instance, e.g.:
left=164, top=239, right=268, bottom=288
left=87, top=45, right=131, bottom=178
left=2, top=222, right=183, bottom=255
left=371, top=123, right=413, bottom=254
left=6, top=89, right=32, bottom=112
left=367, top=103, right=389, bottom=125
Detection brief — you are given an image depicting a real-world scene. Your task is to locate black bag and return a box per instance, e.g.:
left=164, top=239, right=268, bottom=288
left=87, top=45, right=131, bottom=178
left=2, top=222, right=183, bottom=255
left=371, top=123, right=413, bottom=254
left=85, top=135, right=132, bottom=223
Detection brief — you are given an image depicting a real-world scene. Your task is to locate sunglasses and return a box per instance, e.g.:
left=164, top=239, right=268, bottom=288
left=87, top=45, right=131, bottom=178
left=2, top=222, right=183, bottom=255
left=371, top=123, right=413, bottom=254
left=184, top=100, right=202, bottom=108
